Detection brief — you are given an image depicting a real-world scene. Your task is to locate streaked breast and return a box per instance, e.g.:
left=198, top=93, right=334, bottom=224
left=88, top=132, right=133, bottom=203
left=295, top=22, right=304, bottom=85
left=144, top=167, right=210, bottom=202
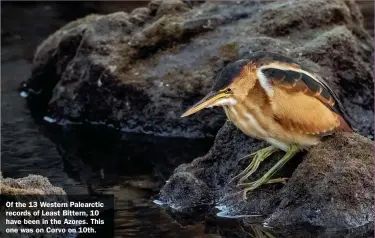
left=224, top=104, right=268, bottom=139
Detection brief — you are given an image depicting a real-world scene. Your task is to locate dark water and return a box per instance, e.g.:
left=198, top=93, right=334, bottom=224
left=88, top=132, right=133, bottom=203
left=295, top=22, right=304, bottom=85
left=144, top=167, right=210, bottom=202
left=1, top=2, right=374, bottom=238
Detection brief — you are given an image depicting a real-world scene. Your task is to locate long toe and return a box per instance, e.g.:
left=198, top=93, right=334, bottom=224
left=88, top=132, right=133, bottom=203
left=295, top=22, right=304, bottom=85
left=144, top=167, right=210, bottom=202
left=241, top=145, right=299, bottom=199
left=234, top=146, right=277, bottom=184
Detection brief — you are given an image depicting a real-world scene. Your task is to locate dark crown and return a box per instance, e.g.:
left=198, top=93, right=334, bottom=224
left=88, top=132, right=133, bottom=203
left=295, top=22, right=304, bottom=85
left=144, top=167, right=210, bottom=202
left=212, top=59, right=249, bottom=91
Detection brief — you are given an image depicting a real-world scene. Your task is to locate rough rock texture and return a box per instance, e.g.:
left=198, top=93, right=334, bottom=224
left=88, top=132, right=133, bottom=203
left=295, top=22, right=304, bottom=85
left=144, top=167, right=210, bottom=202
left=159, top=122, right=291, bottom=215
left=22, top=0, right=373, bottom=139
left=0, top=174, right=69, bottom=238
left=23, top=0, right=230, bottom=138
left=0, top=173, right=66, bottom=195
left=265, top=133, right=374, bottom=229
left=160, top=124, right=374, bottom=230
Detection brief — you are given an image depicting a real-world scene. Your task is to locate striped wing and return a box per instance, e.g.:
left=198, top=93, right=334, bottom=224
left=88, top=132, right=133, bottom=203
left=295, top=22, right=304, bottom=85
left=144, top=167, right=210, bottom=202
left=257, top=63, right=353, bottom=135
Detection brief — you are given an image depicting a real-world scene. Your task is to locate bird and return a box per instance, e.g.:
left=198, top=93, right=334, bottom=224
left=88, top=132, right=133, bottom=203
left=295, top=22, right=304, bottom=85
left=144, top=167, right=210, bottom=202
left=180, top=51, right=354, bottom=199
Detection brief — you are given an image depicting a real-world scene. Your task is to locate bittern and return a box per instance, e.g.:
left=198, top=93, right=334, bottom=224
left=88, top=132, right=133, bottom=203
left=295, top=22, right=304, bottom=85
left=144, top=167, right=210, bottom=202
left=181, top=52, right=354, bottom=199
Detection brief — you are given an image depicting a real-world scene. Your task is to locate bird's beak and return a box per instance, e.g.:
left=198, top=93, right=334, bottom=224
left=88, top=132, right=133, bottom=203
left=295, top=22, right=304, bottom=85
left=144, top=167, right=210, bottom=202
left=181, top=91, right=228, bottom=117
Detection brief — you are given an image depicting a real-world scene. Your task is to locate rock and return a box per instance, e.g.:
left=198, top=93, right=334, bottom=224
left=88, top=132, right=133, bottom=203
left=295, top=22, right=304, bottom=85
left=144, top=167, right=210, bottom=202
left=265, top=133, right=374, bottom=229
left=0, top=174, right=69, bottom=238
left=159, top=172, right=213, bottom=209
left=59, top=2, right=149, bottom=16
left=22, top=0, right=373, bottom=140
left=159, top=125, right=374, bottom=230
left=158, top=122, right=295, bottom=216
left=356, top=0, right=374, bottom=37
left=148, top=0, right=163, bottom=15
left=0, top=173, right=66, bottom=195
left=129, top=7, right=151, bottom=25
left=22, top=7, right=235, bottom=138
left=156, top=0, right=190, bottom=17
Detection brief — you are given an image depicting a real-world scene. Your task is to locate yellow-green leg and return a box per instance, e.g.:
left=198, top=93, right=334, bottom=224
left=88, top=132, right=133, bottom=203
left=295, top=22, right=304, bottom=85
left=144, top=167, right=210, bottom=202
left=239, top=145, right=299, bottom=200
left=230, top=146, right=278, bottom=184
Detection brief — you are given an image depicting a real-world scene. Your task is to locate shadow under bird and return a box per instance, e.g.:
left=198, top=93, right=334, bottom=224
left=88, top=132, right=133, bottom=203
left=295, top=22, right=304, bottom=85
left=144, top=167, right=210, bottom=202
left=181, top=51, right=354, bottom=199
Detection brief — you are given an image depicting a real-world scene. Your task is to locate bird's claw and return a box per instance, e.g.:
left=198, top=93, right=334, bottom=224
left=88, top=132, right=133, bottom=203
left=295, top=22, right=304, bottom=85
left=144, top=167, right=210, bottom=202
left=231, top=145, right=298, bottom=200
left=229, top=155, right=257, bottom=184
left=266, top=177, right=289, bottom=184
left=231, top=146, right=278, bottom=184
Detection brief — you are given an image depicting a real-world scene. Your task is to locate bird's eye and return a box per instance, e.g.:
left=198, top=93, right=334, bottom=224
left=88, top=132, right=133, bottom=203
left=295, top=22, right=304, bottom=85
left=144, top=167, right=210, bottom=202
left=224, top=88, right=232, bottom=94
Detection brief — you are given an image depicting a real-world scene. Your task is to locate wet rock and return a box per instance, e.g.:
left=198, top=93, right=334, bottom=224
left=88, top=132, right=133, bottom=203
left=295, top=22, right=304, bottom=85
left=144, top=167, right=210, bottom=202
left=265, top=133, right=374, bottom=229
left=23, top=5, right=239, bottom=138
left=159, top=125, right=374, bottom=230
left=22, top=0, right=372, bottom=139
left=158, top=122, right=295, bottom=216
left=159, top=172, right=213, bottom=209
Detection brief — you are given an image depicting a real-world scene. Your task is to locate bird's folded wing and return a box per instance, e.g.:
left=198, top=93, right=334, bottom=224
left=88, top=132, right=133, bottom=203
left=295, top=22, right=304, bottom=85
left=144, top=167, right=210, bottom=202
left=257, top=63, right=353, bottom=135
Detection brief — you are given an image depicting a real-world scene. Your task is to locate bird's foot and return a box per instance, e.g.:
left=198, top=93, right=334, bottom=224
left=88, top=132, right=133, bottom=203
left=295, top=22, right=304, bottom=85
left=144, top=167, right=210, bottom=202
left=229, top=146, right=278, bottom=184
left=239, top=145, right=299, bottom=200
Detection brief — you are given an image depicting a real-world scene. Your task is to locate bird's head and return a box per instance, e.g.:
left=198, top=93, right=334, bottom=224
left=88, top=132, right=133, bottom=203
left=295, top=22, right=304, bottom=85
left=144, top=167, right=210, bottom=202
left=181, top=59, right=256, bottom=117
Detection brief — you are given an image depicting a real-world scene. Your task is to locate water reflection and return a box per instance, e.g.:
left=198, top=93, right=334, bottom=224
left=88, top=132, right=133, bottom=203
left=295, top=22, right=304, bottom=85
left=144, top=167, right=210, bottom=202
left=158, top=205, right=277, bottom=238
left=33, top=121, right=282, bottom=238
left=159, top=203, right=373, bottom=238
left=35, top=122, right=223, bottom=237
left=37, top=122, right=214, bottom=191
